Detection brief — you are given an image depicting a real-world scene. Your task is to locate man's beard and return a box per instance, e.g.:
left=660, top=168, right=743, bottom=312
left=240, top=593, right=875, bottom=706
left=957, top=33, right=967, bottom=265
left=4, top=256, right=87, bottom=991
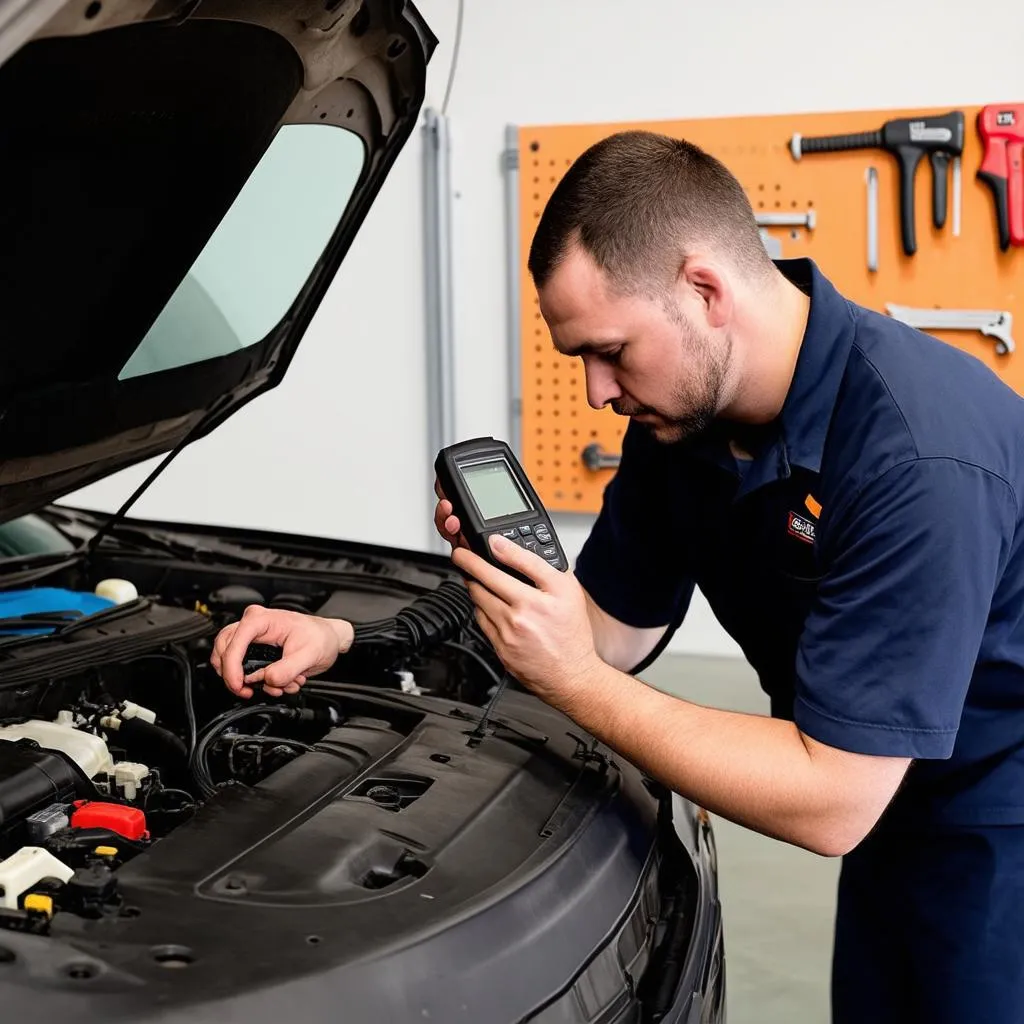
left=613, top=316, right=727, bottom=444
left=611, top=397, right=714, bottom=443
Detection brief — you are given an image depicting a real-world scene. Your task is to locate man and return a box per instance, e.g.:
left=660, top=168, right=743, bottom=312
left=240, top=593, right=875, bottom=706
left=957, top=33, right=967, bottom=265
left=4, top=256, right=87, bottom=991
left=214, top=131, right=1024, bottom=1022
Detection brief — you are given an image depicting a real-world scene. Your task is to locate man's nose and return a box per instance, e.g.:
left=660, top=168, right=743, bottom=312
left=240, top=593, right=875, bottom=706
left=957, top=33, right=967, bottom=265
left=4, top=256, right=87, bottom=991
left=584, top=361, right=620, bottom=410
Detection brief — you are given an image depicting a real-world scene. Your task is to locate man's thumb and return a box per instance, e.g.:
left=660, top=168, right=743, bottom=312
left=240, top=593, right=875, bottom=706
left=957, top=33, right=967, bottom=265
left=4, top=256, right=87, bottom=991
left=263, top=651, right=311, bottom=688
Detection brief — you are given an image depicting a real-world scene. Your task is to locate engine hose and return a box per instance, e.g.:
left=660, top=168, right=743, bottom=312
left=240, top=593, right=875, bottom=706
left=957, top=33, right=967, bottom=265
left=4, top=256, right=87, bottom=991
left=190, top=703, right=300, bottom=798
left=115, top=717, right=189, bottom=788
left=352, top=580, right=474, bottom=655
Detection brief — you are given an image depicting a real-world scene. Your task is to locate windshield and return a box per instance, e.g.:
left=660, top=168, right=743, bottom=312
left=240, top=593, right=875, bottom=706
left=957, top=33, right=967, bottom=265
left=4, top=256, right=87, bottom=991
left=120, top=124, right=365, bottom=379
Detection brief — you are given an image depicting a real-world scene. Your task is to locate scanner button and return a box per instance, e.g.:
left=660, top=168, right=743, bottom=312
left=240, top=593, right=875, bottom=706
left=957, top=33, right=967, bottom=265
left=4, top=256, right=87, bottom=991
left=534, top=528, right=552, bottom=543
left=522, top=539, right=539, bottom=552
left=518, top=525, right=533, bottom=536
left=545, top=557, right=562, bottom=569
left=540, top=545, right=558, bottom=559
left=501, top=529, right=519, bottom=541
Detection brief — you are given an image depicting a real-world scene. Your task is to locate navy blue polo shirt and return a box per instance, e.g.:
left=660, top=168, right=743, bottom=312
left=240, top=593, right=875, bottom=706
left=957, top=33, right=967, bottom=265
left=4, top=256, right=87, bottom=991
left=575, top=258, right=1024, bottom=828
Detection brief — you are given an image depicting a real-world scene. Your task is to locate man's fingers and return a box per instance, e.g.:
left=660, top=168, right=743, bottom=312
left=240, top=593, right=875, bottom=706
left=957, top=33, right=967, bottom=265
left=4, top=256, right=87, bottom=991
left=452, top=546, right=524, bottom=603
left=490, top=534, right=561, bottom=586
left=433, top=498, right=450, bottom=530
left=221, top=613, right=270, bottom=692
left=473, top=604, right=500, bottom=648
left=211, top=623, right=237, bottom=673
left=452, top=535, right=554, bottom=597
left=433, top=497, right=464, bottom=548
left=466, top=579, right=507, bottom=624
left=264, top=650, right=314, bottom=689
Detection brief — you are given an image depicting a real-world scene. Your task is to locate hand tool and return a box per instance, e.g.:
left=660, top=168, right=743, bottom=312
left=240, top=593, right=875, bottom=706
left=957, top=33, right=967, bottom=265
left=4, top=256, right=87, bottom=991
left=885, top=303, right=1015, bottom=356
left=581, top=443, right=621, bottom=471
left=866, top=167, right=879, bottom=272
left=977, top=104, right=1024, bottom=250
left=755, top=210, right=817, bottom=230
left=789, top=111, right=965, bottom=256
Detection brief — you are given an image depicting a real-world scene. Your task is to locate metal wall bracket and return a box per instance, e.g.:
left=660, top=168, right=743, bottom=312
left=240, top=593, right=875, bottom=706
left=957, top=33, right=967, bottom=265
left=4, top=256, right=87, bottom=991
left=502, top=124, right=523, bottom=456
left=422, top=108, right=457, bottom=551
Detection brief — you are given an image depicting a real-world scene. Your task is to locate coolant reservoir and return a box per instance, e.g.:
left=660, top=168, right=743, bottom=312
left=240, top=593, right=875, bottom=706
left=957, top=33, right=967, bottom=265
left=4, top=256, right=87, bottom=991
left=0, top=718, right=114, bottom=779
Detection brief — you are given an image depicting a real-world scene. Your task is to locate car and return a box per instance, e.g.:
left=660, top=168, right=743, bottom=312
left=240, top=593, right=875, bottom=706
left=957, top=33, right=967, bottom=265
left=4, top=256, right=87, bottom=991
left=0, top=2, right=725, bottom=1022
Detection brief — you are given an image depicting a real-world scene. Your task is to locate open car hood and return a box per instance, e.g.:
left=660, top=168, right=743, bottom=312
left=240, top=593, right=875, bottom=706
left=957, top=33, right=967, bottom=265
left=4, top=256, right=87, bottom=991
left=0, top=0, right=435, bottom=524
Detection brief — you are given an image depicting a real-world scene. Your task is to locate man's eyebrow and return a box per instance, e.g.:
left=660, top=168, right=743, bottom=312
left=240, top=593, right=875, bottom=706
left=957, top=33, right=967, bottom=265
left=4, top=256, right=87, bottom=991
left=556, top=339, right=617, bottom=357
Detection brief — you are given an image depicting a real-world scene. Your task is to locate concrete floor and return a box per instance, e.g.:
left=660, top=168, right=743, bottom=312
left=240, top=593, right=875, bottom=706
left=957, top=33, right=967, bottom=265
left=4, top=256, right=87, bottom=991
left=639, top=654, right=840, bottom=1024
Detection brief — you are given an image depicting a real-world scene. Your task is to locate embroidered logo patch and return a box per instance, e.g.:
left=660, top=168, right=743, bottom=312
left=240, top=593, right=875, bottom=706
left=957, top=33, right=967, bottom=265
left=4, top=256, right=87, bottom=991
left=788, top=511, right=816, bottom=545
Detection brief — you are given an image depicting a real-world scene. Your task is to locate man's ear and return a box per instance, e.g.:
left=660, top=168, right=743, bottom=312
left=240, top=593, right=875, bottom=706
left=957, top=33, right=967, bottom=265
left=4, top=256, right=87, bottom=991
left=677, top=257, right=732, bottom=329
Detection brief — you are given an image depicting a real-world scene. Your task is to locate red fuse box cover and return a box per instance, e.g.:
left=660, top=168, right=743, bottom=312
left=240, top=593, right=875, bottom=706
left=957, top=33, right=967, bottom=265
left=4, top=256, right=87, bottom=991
left=71, top=801, right=148, bottom=841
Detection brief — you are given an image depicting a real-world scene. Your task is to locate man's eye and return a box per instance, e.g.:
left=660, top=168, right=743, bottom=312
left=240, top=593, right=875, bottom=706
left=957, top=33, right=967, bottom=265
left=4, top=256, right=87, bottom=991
left=603, top=348, right=623, bottom=365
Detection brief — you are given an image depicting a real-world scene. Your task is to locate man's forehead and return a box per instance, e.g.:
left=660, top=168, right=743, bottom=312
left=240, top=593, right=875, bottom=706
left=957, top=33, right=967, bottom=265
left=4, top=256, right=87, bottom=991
left=538, top=245, right=612, bottom=316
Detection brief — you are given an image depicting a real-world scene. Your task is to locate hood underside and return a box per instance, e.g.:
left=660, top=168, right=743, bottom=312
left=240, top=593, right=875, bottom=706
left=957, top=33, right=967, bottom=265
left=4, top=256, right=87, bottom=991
left=0, top=0, right=435, bottom=524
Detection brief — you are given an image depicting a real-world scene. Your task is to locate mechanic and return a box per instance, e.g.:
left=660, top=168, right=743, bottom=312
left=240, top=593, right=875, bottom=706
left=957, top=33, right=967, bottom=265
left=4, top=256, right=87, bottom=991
left=212, top=131, right=1024, bottom=1023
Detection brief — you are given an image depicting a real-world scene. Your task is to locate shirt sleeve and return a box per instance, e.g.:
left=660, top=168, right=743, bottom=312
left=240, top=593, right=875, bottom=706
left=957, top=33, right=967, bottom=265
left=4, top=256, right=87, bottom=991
left=794, top=457, right=1017, bottom=759
left=574, top=423, right=695, bottom=628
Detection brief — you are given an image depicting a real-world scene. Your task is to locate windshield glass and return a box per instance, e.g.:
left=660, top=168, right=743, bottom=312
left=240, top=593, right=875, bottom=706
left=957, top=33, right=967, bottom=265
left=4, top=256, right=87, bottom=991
left=119, top=124, right=365, bottom=380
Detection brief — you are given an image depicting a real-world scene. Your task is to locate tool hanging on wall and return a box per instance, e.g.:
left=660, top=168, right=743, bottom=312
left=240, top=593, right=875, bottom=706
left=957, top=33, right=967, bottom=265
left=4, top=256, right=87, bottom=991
left=977, top=104, right=1024, bottom=251
left=789, top=111, right=965, bottom=257
left=886, top=303, right=1015, bottom=356
left=866, top=167, right=879, bottom=272
left=755, top=210, right=816, bottom=231
left=952, top=153, right=962, bottom=238
left=581, top=443, right=620, bottom=472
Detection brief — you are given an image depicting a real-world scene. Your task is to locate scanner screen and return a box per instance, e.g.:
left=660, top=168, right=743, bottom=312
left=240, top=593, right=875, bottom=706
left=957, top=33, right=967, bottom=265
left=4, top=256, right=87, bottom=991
left=462, top=459, right=531, bottom=520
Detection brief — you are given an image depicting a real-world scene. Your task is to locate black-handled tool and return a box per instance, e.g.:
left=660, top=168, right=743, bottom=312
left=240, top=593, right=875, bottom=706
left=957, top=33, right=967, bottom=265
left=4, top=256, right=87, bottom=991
left=930, top=151, right=950, bottom=229
left=790, top=111, right=965, bottom=256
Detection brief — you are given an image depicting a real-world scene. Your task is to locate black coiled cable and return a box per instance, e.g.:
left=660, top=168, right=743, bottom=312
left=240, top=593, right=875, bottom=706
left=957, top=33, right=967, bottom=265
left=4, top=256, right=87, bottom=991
left=352, top=579, right=475, bottom=655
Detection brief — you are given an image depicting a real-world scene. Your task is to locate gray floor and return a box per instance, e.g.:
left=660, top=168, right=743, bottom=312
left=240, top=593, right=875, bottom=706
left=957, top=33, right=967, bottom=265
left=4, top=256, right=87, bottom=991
left=639, top=654, right=840, bottom=1024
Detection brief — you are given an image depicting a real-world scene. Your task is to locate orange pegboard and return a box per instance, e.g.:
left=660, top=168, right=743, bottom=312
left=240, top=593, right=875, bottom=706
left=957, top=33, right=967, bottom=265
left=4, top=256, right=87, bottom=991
left=516, top=105, right=1023, bottom=514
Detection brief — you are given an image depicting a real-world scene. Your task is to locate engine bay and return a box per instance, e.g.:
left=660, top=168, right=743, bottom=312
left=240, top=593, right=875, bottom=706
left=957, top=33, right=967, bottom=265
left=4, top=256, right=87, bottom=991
left=0, top=510, right=518, bottom=939
left=0, top=511, right=694, bottom=1024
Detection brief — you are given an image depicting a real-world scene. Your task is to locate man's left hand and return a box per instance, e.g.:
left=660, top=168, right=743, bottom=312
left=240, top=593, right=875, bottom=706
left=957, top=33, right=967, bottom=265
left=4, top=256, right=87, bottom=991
left=451, top=535, right=600, bottom=711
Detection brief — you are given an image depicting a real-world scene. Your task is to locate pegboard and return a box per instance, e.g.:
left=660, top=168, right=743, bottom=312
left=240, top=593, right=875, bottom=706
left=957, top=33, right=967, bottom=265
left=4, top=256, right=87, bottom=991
left=514, top=105, right=1023, bottom=514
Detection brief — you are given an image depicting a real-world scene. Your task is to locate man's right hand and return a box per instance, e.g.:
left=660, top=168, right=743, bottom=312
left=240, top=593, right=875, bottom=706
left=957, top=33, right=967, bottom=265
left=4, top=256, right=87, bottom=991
left=211, top=607, right=354, bottom=700
left=434, top=478, right=469, bottom=552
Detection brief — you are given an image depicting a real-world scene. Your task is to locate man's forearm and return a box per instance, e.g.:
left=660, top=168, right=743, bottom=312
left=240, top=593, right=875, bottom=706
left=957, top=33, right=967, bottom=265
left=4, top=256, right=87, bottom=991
left=560, top=661, right=892, bottom=857
left=582, top=590, right=665, bottom=672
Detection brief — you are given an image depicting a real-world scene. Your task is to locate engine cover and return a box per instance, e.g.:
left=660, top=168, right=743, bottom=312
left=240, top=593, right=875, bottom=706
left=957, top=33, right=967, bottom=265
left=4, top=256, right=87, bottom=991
left=0, top=687, right=672, bottom=1024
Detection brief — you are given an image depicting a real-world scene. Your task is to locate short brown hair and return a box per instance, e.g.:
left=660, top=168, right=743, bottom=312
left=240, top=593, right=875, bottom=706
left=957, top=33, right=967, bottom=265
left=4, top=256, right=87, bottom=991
left=528, top=130, right=771, bottom=293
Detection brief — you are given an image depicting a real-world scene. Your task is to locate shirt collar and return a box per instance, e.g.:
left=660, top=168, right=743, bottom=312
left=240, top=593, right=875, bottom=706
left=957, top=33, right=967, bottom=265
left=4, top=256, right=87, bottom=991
left=684, top=258, right=856, bottom=497
left=775, top=258, right=857, bottom=477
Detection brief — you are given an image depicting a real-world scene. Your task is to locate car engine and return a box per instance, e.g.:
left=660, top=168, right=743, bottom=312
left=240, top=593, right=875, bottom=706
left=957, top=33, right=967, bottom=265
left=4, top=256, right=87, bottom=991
left=0, top=566, right=504, bottom=934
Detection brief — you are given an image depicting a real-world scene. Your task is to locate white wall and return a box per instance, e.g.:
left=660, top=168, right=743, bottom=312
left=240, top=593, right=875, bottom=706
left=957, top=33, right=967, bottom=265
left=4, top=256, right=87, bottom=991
left=67, top=0, right=1024, bottom=657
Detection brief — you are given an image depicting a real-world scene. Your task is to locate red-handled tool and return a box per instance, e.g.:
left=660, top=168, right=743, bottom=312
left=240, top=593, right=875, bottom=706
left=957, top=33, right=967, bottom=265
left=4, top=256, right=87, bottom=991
left=977, top=104, right=1024, bottom=251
